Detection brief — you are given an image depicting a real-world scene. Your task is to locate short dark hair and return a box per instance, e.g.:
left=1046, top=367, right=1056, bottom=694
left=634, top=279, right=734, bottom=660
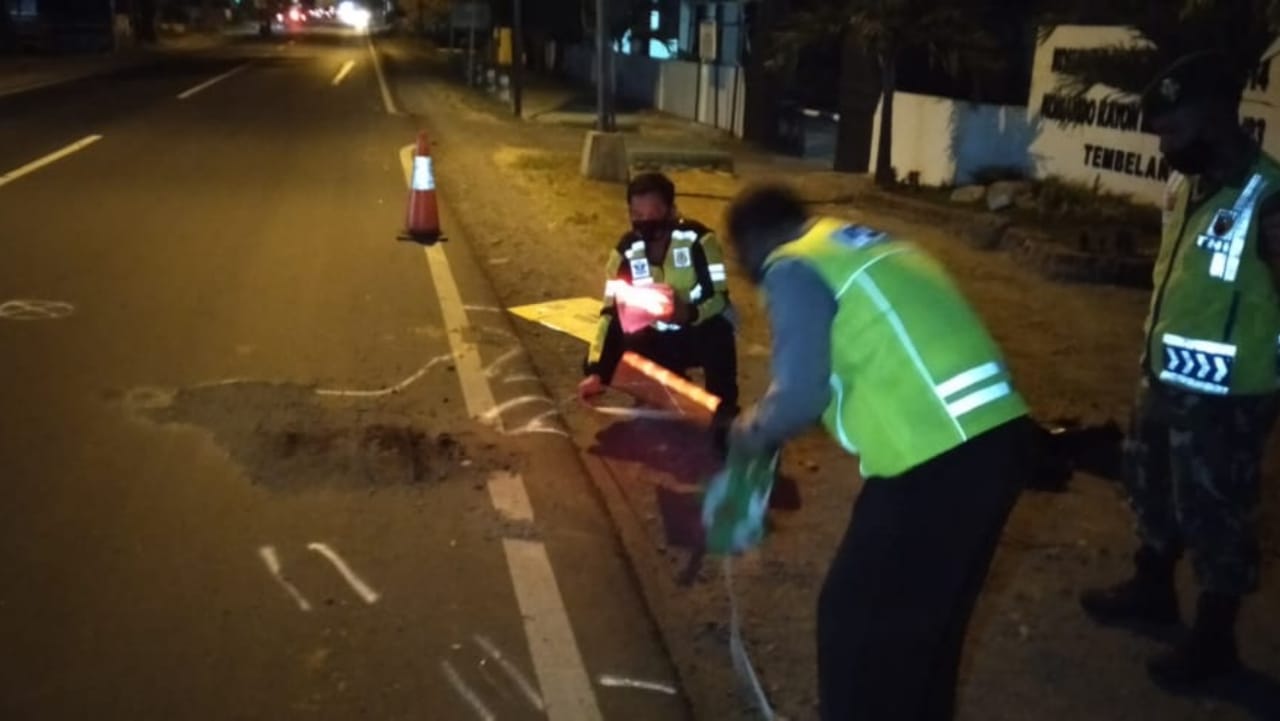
left=626, top=172, right=676, bottom=207
left=726, top=184, right=808, bottom=248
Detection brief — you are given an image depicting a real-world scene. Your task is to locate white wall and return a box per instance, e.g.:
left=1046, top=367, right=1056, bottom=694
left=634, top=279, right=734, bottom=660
left=563, top=47, right=746, bottom=137
left=869, top=92, right=1035, bottom=186
left=1029, top=25, right=1280, bottom=206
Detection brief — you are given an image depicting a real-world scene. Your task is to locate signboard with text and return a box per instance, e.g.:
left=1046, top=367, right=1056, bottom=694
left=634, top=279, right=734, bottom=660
left=1029, top=25, right=1277, bottom=206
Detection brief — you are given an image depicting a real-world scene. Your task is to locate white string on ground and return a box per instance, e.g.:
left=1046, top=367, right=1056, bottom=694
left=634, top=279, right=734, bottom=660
left=258, top=546, right=312, bottom=612
left=726, top=557, right=776, bottom=720
left=596, top=674, right=678, bottom=695
left=473, top=634, right=546, bottom=711
left=307, top=543, right=380, bottom=605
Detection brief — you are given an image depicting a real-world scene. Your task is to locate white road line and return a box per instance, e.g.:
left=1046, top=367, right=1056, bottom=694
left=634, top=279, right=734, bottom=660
left=597, top=674, right=678, bottom=695
left=504, top=538, right=603, bottom=721
left=487, top=470, right=535, bottom=523
left=307, top=542, right=380, bottom=605
left=398, top=146, right=602, bottom=720
left=0, top=135, right=102, bottom=188
left=441, top=659, right=497, bottom=721
left=473, top=634, right=546, bottom=712
left=367, top=38, right=397, bottom=114
left=258, top=546, right=312, bottom=612
left=314, top=353, right=450, bottom=398
left=177, top=62, right=251, bottom=99
left=331, top=59, right=356, bottom=86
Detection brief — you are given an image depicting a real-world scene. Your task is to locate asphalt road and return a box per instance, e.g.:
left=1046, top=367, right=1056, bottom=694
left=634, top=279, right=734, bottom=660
left=0, top=26, right=688, bottom=721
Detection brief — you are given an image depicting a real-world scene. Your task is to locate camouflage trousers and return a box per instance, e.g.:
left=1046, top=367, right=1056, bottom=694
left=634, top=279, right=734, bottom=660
left=1125, top=377, right=1280, bottom=595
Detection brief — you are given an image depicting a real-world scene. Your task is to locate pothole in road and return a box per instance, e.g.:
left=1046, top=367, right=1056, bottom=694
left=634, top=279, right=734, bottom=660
left=123, top=380, right=497, bottom=491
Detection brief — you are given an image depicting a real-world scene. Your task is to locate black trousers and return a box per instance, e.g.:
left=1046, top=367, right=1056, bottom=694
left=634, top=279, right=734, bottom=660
left=817, top=418, right=1030, bottom=721
left=598, top=314, right=740, bottom=420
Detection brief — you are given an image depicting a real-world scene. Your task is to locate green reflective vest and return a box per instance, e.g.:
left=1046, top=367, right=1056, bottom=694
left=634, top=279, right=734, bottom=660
left=764, top=217, right=1029, bottom=478
left=1145, top=154, right=1280, bottom=396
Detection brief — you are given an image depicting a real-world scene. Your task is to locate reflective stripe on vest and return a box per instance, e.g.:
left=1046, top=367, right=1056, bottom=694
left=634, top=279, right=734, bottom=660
left=852, top=273, right=1013, bottom=438
left=1158, top=332, right=1236, bottom=395
left=1196, top=174, right=1267, bottom=282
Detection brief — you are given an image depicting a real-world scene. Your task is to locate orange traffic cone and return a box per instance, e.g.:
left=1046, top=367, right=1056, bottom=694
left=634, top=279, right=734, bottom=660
left=403, top=132, right=442, bottom=243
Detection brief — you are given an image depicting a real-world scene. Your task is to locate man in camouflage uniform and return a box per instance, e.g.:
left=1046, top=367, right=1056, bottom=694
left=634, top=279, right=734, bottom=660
left=1081, top=51, right=1280, bottom=687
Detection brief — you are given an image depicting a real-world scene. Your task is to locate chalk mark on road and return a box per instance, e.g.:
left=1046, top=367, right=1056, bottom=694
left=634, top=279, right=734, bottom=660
left=307, top=542, right=380, bottom=605
left=474, top=634, right=546, bottom=711
left=483, top=348, right=524, bottom=378
left=502, top=373, right=539, bottom=384
left=0, top=299, right=75, bottom=320
left=259, top=546, right=313, bottom=612
left=314, top=353, right=451, bottom=398
left=441, top=659, right=497, bottom=721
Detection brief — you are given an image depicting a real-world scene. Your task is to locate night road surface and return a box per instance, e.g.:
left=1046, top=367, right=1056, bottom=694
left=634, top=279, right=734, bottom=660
left=0, top=25, right=688, bottom=721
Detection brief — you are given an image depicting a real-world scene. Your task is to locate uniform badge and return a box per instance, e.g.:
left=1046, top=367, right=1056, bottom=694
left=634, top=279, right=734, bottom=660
left=836, top=224, right=886, bottom=249
left=1212, top=210, right=1236, bottom=236
left=672, top=247, right=692, bottom=268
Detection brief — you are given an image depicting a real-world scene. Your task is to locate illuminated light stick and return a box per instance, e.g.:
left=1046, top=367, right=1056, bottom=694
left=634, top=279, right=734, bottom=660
left=609, top=280, right=675, bottom=334
left=608, top=351, right=721, bottom=426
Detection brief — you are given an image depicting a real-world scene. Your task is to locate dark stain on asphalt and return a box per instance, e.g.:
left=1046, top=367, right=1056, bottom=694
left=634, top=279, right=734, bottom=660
left=126, top=381, right=484, bottom=491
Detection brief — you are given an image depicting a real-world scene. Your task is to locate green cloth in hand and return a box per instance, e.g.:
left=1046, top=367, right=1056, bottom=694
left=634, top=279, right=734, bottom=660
left=701, top=447, right=779, bottom=555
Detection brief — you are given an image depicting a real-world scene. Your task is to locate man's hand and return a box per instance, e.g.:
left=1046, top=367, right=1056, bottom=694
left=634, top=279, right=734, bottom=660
left=578, top=374, right=607, bottom=403
left=670, top=294, right=697, bottom=325
left=728, top=412, right=773, bottom=456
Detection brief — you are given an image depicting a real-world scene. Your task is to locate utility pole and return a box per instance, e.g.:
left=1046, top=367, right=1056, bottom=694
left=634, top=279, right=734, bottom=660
left=512, top=0, right=523, bottom=118
left=595, top=0, right=614, bottom=132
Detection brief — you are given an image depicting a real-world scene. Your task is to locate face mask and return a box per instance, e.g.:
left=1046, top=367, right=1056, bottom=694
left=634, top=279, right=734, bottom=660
left=1164, top=135, right=1214, bottom=175
left=631, top=219, right=671, bottom=244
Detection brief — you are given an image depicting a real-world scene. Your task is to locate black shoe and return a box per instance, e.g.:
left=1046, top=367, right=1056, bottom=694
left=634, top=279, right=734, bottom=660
left=1148, top=592, right=1242, bottom=688
left=1080, top=547, right=1180, bottom=627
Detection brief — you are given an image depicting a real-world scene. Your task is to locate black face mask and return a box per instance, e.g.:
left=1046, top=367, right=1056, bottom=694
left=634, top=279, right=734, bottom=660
left=1164, top=135, right=1215, bottom=175
left=631, top=219, right=672, bottom=244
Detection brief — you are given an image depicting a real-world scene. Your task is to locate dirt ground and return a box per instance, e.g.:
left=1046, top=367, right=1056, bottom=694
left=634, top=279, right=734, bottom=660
left=379, top=39, right=1280, bottom=721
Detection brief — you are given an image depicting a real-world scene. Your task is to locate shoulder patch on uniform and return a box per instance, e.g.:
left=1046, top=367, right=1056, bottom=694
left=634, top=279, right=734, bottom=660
left=835, top=224, right=888, bottom=249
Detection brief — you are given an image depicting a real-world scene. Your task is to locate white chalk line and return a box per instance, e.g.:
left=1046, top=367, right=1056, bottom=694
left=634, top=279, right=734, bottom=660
left=463, top=304, right=502, bottom=313
left=509, top=410, right=569, bottom=438
left=177, top=62, right=250, bottom=99
left=367, top=37, right=398, bottom=115
left=483, top=347, right=524, bottom=378
left=441, top=659, right=497, bottom=721
left=597, top=674, right=678, bottom=696
left=480, top=394, right=554, bottom=424
left=307, top=542, right=380, bottom=605
left=474, top=634, right=546, bottom=711
left=314, top=354, right=451, bottom=397
left=502, top=373, right=540, bottom=384
left=0, top=135, right=102, bottom=188
left=331, top=59, right=355, bottom=85
left=258, top=546, right=312, bottom=612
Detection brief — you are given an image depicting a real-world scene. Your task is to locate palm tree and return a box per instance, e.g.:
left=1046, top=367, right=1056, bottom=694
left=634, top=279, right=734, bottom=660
left=771, top=0, right=1001, bottom=185
left=1035, top=0, right=1278, bottom=104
